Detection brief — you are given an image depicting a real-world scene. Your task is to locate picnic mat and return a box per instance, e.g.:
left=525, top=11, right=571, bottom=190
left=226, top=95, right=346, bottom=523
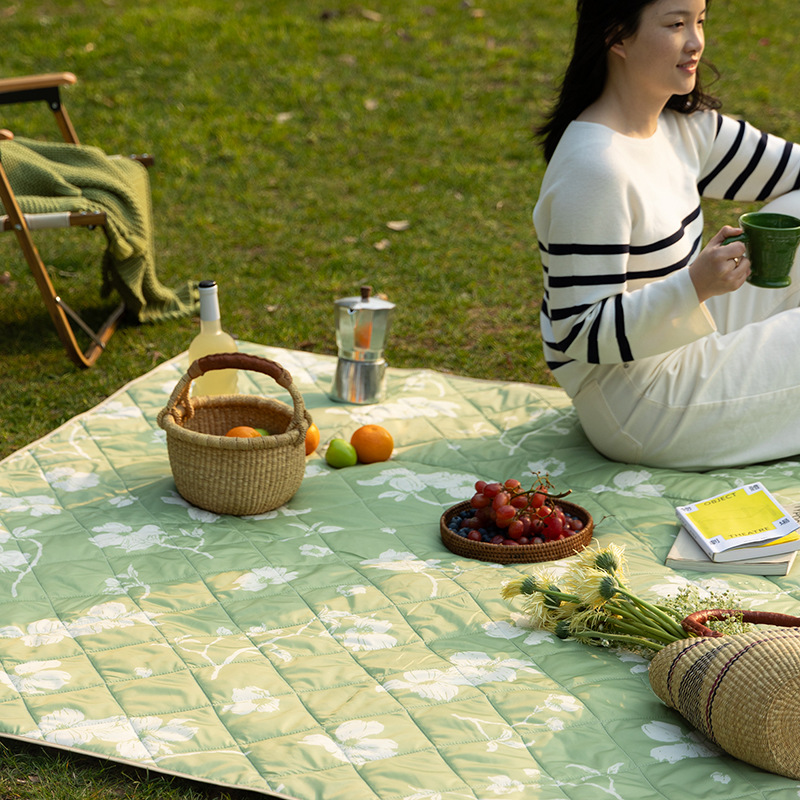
left=2, top=341, right=800, bottom=800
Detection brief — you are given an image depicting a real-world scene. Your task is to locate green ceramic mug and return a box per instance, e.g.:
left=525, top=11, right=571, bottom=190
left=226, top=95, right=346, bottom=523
left=723, top=211, right=800, bottom=288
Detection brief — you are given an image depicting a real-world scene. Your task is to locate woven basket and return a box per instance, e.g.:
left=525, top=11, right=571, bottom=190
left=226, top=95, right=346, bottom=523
left=157, top=352, right=311, bottom=516
left=649, top=610, right=800, bottom=780
left=440, top=498, right=593, bottom=564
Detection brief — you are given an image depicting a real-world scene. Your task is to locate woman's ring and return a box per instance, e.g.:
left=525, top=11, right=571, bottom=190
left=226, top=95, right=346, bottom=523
left=733, top=256, right=740, bottom=266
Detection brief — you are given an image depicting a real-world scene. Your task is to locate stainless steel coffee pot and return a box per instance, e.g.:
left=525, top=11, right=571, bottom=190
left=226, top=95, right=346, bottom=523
left=330, top=285, right=395, bottom=404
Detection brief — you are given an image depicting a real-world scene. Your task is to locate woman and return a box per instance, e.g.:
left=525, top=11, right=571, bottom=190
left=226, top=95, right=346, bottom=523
left=533, top=0, right=800, bottom=471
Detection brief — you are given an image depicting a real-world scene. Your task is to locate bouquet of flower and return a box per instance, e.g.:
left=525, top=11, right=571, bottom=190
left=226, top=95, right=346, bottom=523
left=502, top=543, right=749, bottom=655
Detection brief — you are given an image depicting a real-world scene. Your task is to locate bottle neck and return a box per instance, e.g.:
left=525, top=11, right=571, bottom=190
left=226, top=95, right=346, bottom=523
left=198, top=281, right=223, bottom=334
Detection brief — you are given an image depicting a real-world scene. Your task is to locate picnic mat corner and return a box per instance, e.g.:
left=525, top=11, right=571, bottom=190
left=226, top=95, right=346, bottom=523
left=1, top=341, right=799, bottom=800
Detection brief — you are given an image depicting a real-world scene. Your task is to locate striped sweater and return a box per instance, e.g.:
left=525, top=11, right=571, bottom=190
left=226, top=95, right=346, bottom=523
left=533, top=109, right=800, bottom=397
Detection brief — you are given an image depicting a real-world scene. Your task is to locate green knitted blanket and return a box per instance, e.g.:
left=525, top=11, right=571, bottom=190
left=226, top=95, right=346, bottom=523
left=0, top=137, right=197, bottom=323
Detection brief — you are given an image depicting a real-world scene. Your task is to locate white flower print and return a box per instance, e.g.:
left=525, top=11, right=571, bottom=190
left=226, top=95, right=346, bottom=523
left=342, top=616, right=396, bottom=651
left=0, top=545, right=28, bottom=571
left=29, top=708, right=103, bottom=746
left=0, top=618, right=70, bottom=647
left=299, top=544, right=333, bottom=558
left=336, top=584, right=367, bottom=596
left=0, top=660, right=71, bottom=694
left=303, top=461, right=330, bottom=478
left=160, top=491, right=221, bottom=523
left=399, top=373, right=450, bottom=397
left=301, top=719, right=398, bottom=765
left=109, top=495, right=136, bottom=509
left=44, top=467, right=100, bottom=492
left=319, top=608, right=397, bottom=651
left=95, top=400, right=143, bottom=419
left=589, top=470, right=665, bottom=498
left=449, top=651, right=539, bottom=686
left=89, top=522, right=212, bottom=559
left=130, top=716, right=198, bottom=758
left=361, top=549, right=443, bottom=596
left=486, top=774, right=525, bottom=794
left=29, top=709, right=143, bottom=756
left=0, top=525, right=44, bottom=597
left=103, top=565, right=151, bottom=599
left=222, top=686, right=281, bottom=716
left=383, top=652, right=538, bottom=700
left=0, top=493, right=60, bottom=517
left=327, top=396, right=461, bottom=425
left=66, top=602, right=157, bottom=638
left=383, top=669, right=461, bottom=702
left=482, top=620, right=527, bottom=640
left=90, top=523, right=169, bottom=552
left=357, top=468, right=478, bottom=506
left=0, top=524, right=39, bottom=541
left=542, top=694, right=582, bottom=714
left=525, top=457, right=567, bottom=479
left=617, top=651, right=649, bottom=674
left=493, top=612, right=556, bottom=647
left=244, top=504, right=313, bottom=521
left=642, top=720, right=720, bottom=763
left=233, top=566, right=299, bottom=592
left=287, top=520, right=343, bottom=536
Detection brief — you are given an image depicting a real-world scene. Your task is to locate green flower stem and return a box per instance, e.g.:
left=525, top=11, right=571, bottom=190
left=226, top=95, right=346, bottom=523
left=613, top=587, right=686, bottom=639
left=605, top=599, right=677, bottom=640
left=603, top=615, right=678, bottom=644
left=570, top=628, right=665, bottom=652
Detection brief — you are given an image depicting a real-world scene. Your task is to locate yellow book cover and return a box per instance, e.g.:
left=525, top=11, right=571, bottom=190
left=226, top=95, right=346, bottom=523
left=675, top=482, right=799, bottom=556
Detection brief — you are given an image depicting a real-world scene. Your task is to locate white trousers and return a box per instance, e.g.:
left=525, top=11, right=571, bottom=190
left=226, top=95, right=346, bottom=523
left=573, top=191, right=800, bottom=471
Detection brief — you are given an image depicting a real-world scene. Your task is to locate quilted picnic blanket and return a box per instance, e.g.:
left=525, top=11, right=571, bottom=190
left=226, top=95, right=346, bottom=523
left=2, top=341, right=800, bottom=800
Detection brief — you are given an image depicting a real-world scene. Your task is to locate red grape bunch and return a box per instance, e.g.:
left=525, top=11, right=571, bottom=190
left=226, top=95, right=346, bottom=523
left=448, top=475, right=584, bottom=547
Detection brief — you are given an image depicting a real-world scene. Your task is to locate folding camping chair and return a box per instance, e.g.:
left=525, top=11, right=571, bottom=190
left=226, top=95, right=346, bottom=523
left=0, top=72, right=153, bottom=367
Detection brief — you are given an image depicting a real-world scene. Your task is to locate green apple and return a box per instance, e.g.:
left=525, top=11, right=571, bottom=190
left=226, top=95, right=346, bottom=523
left=325, top=438, right=358, bottom=468
left=254, top=428, right=270, bottom=436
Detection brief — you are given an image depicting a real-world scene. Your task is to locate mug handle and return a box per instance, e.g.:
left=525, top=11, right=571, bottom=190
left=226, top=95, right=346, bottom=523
left=721, top=232, right=747, bottom=246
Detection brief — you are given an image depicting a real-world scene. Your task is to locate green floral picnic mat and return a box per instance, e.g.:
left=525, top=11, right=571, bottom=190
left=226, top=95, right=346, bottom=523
left=2, top=342, right=800, bottom=800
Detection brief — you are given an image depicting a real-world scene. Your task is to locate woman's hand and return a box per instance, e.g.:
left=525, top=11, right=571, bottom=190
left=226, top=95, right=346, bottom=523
left=689, top=226, right=750, bottom=303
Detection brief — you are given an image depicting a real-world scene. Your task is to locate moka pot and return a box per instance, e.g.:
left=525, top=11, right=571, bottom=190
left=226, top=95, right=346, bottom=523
left=330, top=286, right=395, bottom=404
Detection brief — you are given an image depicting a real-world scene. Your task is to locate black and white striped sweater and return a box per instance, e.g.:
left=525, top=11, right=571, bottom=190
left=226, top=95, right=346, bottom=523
left=533, top=109, right=800, bottom=397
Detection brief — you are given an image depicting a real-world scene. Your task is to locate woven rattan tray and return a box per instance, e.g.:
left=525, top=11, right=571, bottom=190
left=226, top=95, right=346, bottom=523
left=440, top=498, right=593, bottom=564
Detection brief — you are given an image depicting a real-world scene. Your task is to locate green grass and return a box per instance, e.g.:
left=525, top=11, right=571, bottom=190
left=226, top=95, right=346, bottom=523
left=0, top=0, right=798, bottom=796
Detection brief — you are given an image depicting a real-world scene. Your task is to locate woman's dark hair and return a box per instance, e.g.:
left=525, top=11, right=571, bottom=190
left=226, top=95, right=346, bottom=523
left=537, top=0, right=720, bottom=162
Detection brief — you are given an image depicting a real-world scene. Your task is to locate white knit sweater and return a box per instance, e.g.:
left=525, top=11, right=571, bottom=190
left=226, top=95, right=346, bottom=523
left=533, top=109, right=800, bottom=397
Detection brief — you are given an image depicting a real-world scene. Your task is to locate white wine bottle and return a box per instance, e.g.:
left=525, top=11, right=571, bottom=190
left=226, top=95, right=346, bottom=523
left=187, top=280, right=238, bottom=396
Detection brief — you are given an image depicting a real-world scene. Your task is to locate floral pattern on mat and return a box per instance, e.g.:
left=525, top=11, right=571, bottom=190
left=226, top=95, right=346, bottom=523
left=1, top=343, right=799, bottom=800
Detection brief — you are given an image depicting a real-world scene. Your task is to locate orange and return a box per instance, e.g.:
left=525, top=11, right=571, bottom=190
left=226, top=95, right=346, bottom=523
left=225, top=425, right=262, bottom=438
left=350, top=424, right=394, bottom=463
left=305, top=422, right=321, bottom=456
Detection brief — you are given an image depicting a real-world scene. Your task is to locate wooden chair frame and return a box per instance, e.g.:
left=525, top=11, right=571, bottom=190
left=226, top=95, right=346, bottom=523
left=0, top=72, right=150, bottom=367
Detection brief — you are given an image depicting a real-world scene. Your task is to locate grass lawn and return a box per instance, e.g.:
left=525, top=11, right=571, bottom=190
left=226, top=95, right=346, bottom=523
left=0, top=0, right=798, bottom=797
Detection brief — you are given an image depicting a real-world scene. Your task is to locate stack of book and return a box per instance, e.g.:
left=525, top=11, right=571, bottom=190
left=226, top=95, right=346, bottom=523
left=666, top=482, right=800, bottom=576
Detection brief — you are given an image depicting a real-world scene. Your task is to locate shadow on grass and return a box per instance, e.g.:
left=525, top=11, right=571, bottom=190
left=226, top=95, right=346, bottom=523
left=0, top=301, right=130, bottom=363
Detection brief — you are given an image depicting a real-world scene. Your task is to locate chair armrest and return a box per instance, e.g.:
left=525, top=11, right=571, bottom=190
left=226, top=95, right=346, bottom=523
left=0, top=72, right=77, bottom=97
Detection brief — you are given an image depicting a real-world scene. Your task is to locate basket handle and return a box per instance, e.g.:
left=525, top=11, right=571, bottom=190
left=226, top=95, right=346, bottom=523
left=162, top=352, right=307, bottom=429
left=681, top=608, right=800, bottom=638
left=189, top=352, right=292, bottom=387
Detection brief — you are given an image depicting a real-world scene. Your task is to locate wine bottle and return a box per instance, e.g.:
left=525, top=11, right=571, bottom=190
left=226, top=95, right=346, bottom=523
left=187, top=280, right=238, bottom=396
